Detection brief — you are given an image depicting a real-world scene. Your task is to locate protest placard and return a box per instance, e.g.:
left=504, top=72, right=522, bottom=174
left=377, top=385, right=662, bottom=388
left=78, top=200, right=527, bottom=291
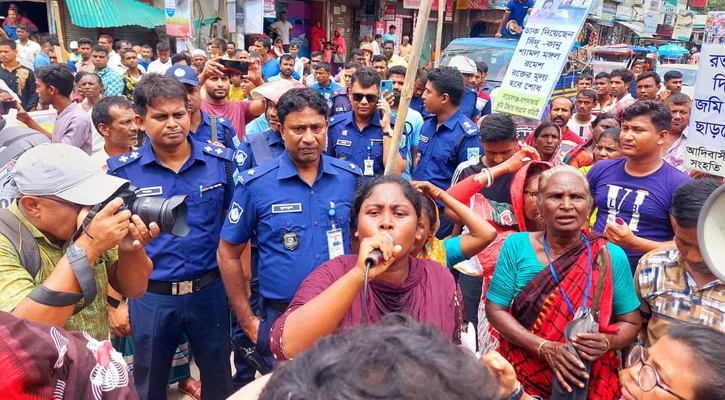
left=684, top=11, right=725, bottom=177
left=493, top=0, right=594, bottom=119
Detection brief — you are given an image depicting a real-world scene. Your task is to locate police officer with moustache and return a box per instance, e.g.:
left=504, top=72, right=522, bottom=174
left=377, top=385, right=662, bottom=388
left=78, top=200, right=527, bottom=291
left=218, top=88, right=360, bottom=373
left=326, top=67, right=407, bottom=180
left=107, top=74, right=237, bottom=400
left=166, top=65, right=237, bottom=150
left=412, top=67, right=481, bottom=238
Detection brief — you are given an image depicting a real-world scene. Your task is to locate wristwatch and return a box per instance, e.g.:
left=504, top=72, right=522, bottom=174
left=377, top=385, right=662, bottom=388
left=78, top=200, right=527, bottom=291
left=504, top=381, right=524, bottom=400
left=382, top=131, right=393, bottom=137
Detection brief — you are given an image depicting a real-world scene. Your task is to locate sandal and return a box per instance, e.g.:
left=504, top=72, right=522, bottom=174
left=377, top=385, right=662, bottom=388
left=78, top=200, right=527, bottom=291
left=178, top=378, right=202, bottom=400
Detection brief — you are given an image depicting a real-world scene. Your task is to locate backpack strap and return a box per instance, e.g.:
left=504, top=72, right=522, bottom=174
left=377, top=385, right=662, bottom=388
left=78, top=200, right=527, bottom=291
left=0, top=209, right=41, bottom=279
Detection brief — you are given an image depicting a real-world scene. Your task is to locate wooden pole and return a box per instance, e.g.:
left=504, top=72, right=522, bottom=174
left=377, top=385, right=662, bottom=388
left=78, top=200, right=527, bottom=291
left=51, top=1, right=67, bottom=64
left=434, top=0, right=444, bottom=67
left=384, top=0, right=434, bottom=176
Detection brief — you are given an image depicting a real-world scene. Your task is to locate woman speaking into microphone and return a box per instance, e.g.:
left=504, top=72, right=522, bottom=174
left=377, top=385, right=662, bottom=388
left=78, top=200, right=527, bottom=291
left=268, top=176, right=465, bottom=361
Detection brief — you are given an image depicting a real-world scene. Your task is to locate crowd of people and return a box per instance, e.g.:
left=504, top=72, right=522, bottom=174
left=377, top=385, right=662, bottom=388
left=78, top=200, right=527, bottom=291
left=0, top=13, right=724, bottom=400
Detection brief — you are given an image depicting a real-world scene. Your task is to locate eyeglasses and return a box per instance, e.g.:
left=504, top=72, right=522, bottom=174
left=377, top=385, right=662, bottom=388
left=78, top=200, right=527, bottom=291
left=523, top=190, right=539, bottom=199
left=351, top=93, right=378, bottom=103
left=625, top=344, right=689, bottom=400
left=43, top=196, right=83, bottom=214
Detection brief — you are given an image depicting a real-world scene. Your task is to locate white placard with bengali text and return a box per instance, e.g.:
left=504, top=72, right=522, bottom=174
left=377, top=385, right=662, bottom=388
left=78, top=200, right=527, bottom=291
left=493, top=0, right=594, bottom=119
left=684, top=12, right=725, bottom=177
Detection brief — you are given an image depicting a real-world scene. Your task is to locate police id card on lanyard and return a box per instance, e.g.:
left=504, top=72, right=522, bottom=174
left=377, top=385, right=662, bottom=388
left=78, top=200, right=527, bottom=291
left=326, top=202, right=345, bottom=260
left=364, top=144, right=374, bottom=177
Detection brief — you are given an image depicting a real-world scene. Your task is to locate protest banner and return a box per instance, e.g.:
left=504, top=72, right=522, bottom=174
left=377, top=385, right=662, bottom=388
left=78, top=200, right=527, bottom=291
left=684, top=11, right=725, bottom=178
left=492, top=0, right=594, bottom=119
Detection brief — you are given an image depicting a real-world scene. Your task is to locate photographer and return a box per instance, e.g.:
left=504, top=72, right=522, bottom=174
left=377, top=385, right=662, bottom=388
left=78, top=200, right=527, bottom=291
left=0, top=143, right=157, bottom=341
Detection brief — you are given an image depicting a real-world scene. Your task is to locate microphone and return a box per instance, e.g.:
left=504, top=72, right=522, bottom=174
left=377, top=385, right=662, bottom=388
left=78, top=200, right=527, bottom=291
left=364, top=249, right=384, bottom=268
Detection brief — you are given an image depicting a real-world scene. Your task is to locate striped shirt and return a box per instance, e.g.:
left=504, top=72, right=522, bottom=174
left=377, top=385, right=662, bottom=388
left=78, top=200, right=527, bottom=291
left=635, top=246, right=725, bottom=346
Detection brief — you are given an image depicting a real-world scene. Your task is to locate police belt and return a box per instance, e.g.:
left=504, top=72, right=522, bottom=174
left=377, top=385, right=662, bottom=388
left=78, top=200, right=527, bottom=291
left=147, top=269, right=220, bottom=296
left=264, top=298, right=290, bottom=313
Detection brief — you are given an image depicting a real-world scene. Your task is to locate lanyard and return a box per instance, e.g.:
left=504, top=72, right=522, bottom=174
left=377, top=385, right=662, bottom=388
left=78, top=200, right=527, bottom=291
left=328, top=202, right=337, bottom=230
left=543, top=233, right=592, bottom=319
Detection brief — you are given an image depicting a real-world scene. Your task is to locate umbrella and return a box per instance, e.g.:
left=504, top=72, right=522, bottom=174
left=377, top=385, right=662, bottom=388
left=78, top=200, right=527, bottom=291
left=550, top=246, right=609, bottom=400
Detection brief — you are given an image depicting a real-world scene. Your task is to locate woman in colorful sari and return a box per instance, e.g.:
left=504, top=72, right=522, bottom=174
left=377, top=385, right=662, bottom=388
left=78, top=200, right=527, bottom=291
left=269, top=176, right=460, bottom=361
left=485, top=165, right=641, bottom=400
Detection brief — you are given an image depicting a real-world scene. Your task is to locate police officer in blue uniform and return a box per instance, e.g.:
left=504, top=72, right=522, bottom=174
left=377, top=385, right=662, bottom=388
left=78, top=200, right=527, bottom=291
left=108, top=74, right=236, bottom=400
left=412, top=67, right=482, bottom=238
left=327, top=62, right=363, bottom=117
left=166, top=65, right=237, bottom=150
left=326, top=68, right=407, bottom=180
left=218, top=88, right=360, bottom=373
left=233, top=92, right=287, bottom=171
left=449, top=55, right=480, bottom=121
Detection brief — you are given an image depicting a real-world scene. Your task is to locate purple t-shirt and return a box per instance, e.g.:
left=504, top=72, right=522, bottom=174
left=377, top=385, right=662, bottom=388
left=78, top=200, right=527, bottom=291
left=53, top=102, right=92, bottom=155
left=587, top=158, right=691, bottom=270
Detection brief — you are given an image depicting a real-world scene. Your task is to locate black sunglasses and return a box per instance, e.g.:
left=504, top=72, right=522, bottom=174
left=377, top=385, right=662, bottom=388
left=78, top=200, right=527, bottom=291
left=351, top=93, right=378, bottom=103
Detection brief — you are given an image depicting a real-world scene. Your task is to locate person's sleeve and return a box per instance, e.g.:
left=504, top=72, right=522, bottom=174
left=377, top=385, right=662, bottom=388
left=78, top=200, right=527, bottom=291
left=60, top=116, right=92, bottom=152
left=457, top=130, right=482, bottom=165
left=608, top=243, right=641, bottom=315
left=486, top=235, right=519, bottom=307
left=505, top=0, right=515, bottom=11
left=220, top=180, right=258, bottom=244
left=447, top=174, right=484, bottom=204
left=586, top=162, right=599, bottom=198
left=410, top=116, right=421, bottom=147
left=325, top=128, right=336, bottom=156
left=108, top=74, right=124, bottom=96
left=241, top=100, right=254, bottom=125
left=25, top=70, right=38, bottom=110
left=482, top=99, right=492, bottom=116
left=0, top=236, right=34, bottom=312
left=235, top=140, right=254, bottom=172
left=443, top=236, right=465, bottom=268
left=101, top=246, right=119, bottom=272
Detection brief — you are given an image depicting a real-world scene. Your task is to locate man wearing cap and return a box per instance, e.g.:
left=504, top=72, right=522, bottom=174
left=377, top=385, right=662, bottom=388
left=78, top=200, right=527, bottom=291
left=167, top=64, right=237, bottom=150
left=69, top=40, right=82, bottom=63
left=449, top=55, right=479, bottom=120
left=107, top=73, right=236, bottom=400
left=0, top=143, right=157, bottom=340
left=191, top=49, right=206, bottom=75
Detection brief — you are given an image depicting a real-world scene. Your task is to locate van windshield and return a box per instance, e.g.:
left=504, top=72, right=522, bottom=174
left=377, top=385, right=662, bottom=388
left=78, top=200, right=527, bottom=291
left=441, top=44, right=515, bottom=84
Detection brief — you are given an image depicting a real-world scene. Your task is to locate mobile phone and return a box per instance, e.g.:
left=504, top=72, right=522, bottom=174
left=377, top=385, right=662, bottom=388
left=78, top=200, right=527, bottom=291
left=380, top=79, right=393, bottom=99
left=219, top=59, right=249, bottom=75
left=0, top=100, right=15, bottom=114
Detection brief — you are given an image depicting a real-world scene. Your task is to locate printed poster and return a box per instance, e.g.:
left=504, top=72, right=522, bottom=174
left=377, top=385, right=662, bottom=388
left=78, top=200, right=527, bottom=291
left=600, top=2, right=616, bottom=26
left=684, top=12, right=725, bottom=177
left=493, top=0, right=594, bottom=119
left=672, top=10, right=694, bottom=41
left=165, top=0, right=191, bottom=37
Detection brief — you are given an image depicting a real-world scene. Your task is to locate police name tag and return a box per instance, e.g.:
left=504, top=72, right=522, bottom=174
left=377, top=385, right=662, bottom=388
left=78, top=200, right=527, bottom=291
left=136, top=186, right=163, bottom=197
left=272, top=203, right=302, bottom=213
left=363, top=159, right=374, bottom=177
left=326, top=228, right=344, bottom=260
left=419, top=136, right=429, bottom=143
left=336, top=139, right=352, bottom=147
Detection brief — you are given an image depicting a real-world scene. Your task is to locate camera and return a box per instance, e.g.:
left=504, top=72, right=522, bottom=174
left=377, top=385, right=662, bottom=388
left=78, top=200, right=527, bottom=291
left=97, top=182, right=190, bottom=237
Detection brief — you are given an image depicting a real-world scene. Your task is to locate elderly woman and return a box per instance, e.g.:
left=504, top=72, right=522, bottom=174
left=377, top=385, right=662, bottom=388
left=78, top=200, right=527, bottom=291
left=485, top=165, right=641, bottom=400
left=269, top=176, right=459, bottom=361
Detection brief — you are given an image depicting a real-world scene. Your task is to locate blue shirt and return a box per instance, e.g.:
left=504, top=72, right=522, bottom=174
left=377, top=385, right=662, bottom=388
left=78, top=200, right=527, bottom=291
left=328, top=87, right=351, bottom=117
left=107, top=138, right=236, bottom=281
left=410, top=96, right=428, bottom=117
left=3, top=25, right=17, bottom=40
left=382, top=33, right=397, bottom=44
left=234, top=129, right=286, bottom=171
left=326, top=111, right=408, bottom=180
left=190, top=111, right=237, bottom=150
left=461, top=88, right=479, bottom=120
left=220, top=152, right=361, bottom=300
left=310, top=80, right=343, bottom=108
left=261, top=58, right=280, bottom=81
left=139, top=59, right=151, bottom=71
left=246, top=114, right=270, bottom=137
left=506, top=0, right=534, bottom=28
left=412, top=109, right=482, bottom=191
left=34, top=52, right=50, bottom=70
left=267, top=71, right=301, bottom=82
left=391, top=108, right=423, bottom=180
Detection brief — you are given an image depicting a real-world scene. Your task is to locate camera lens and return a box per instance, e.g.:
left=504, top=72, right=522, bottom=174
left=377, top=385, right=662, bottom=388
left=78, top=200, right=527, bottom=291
left=128, top=195, right=190, bottom=237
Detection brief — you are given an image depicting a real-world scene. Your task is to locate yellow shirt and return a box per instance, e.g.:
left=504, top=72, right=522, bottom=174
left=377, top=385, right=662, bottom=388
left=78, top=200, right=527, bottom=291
left=0, top=202, right=118, bottom=340
left=227, top=85, right=245, bottom=101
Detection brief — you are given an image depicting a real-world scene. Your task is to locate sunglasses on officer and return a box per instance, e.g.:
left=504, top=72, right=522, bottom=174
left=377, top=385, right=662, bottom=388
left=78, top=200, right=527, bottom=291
left=351, top=93, right=378, bottom=103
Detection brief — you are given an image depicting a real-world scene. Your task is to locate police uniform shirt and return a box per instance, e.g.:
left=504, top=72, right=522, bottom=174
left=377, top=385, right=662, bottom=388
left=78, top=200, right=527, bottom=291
left=409, top=96, right=428, bottom=117
left=107, top=138, right=236, bottom=281
left=233, top=128, right=286, bottom=171
left=220, top=151, right=361, bottom=301
left=190, top=111, right=237, bottom=150
left=328, top=87, right=352, bottom=117
left=412, top=109, right=482, bottom=191
left=326, top=111, right=408, bottom=179
left=460, top=88, right=480, bottom=120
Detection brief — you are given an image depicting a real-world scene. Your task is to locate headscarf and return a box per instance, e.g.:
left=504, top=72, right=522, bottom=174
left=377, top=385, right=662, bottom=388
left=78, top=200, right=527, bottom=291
left=333, top=28, right=346, bottom=56
left=418, top=195, right=446, bottom=267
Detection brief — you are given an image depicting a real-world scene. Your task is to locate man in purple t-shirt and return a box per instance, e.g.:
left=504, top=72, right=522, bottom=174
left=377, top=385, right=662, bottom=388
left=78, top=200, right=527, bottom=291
left=588, top=101, right=690, bottom=271
left=17, top=64, right=92, bottom=154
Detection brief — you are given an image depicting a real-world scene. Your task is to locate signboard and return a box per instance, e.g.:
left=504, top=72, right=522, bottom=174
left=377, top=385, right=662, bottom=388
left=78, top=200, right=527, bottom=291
left=263, top=0, right=275, bottom=18
left=663, top=0, right=677, bottom=13
left=672, top=10, right=694, bottom=41
left=643, top=12, right=659, bottom=34
left=384, top=5, right=396, bottom=21
left=493, top=0, right=593, bottom=119
left=601, top=2, right=617, bottom=26
left=684, top=11, right=725, bottom=177
left=165, top=0, right=191, bottom=37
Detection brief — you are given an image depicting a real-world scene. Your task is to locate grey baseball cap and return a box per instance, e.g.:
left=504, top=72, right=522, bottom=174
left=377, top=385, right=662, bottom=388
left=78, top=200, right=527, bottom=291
left=13, top=143, right=128, bottom=205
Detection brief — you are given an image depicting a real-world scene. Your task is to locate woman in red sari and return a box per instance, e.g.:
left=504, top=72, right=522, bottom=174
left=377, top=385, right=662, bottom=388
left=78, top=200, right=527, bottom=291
left=269, top=175, right=460, bottom=361
left=485, top=165, right=641, bottom=400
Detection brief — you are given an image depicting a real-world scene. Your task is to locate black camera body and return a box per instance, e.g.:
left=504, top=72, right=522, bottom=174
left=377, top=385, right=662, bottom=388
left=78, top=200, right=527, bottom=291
left=98, top=182, right=190, bottom=237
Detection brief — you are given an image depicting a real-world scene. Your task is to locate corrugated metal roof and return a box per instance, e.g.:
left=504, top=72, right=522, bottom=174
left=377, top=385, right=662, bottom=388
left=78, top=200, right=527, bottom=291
left=65, top=0, right=165, bottom=29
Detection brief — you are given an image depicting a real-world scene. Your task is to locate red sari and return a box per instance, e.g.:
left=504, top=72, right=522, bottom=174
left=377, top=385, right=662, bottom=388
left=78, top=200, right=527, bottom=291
left=499, top=235, right=621, bottom=400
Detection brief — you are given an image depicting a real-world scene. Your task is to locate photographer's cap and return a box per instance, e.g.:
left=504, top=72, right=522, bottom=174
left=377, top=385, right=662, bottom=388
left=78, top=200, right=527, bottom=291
left=166, top=65, right=199, bottom=87
left=13, top=143, right=128, bottom=205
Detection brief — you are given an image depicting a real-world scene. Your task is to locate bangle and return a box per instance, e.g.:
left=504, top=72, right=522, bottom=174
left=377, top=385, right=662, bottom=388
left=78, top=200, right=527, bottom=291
left=537, top=340, right=549, bottom=358
left=483, top=168, right=494, bottom=188
left=604, top=337, right=611, bottom=353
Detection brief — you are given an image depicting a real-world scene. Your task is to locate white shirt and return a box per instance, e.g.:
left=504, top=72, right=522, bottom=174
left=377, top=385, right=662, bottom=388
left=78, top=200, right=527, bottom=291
left=15, top=40, right=40, bottom=70
left=294, top=57, right=305, bottom=82
left=83, top=100, right=105, bottom=156
left=108, top=51, right=126, bottom=75
left=271, top=20, right=293, bottom=44
left=371, top=40, right=381, bottom=56
left=147, top=58, right=172, bottom=75
left=567, top=114, right=595, bottom=142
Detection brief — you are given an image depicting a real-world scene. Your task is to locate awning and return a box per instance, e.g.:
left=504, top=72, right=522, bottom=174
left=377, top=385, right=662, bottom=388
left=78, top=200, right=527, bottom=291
left=616, top=20, right=654, bottom=38
left=65, top=0, right=165, bottom=29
